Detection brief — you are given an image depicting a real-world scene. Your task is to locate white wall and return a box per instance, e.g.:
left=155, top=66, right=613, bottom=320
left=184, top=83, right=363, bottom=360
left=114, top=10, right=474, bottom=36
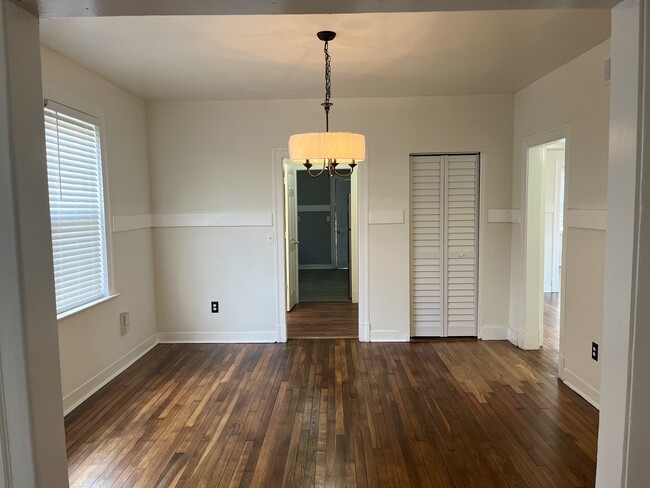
left=147, top=95, right=514, bottom=341
left=510, top=40, right=610, bottom=406
left=597, top=1, right=642, bottom=485
left=1, top=5, right=68, bottom=486
left=40, top=47, right=158, bottom=413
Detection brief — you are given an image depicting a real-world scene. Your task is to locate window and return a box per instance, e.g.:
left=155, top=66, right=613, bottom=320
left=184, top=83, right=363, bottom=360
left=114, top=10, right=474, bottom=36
left=44, top=100, right=110, bottom=315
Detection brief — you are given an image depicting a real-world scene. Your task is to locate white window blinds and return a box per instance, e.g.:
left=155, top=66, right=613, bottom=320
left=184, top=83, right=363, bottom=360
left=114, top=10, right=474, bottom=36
left=44, top=100, right=109, bottom=315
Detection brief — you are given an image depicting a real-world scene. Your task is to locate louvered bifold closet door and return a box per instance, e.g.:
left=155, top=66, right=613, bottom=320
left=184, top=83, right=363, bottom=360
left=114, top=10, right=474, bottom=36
left=445, top=154, right=479, bottom=336
left=410, top=155, right=444, bottom=337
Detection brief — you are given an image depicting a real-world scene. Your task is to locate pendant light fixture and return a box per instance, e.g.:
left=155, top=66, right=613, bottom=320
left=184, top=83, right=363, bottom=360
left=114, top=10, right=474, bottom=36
left=288, top=31, right=366, bottom=178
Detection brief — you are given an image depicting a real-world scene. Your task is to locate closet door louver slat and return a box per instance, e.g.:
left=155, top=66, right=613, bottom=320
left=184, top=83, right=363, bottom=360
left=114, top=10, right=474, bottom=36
left=445, top=155, right=478, bottom=336
left=410, top=155, right=443, bottom=337
left=411, top=154, right=479, bottom=337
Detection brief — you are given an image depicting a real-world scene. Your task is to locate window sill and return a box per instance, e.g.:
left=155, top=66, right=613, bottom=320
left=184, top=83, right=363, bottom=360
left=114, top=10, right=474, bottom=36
left=57, top=293, right=120, bottom=321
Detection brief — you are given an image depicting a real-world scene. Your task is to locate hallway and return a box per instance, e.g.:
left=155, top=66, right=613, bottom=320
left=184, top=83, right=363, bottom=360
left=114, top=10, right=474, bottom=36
left=299, top=269, right=350, bottom=302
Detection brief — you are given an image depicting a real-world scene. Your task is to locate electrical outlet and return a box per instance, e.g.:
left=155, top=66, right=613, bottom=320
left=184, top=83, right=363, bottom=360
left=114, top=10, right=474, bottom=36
left=592, top=342, right=599, bottom=361
left=119, top=312, right=130, bottom=335
left=211, top=301, right=219, bottom=313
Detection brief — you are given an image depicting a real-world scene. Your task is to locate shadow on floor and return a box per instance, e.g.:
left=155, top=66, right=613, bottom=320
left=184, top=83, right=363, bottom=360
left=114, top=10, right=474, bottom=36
left=299, top=268, right=349, bottom=302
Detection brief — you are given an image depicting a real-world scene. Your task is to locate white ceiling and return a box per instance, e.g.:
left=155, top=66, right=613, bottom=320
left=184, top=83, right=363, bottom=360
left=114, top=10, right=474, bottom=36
left=40, top=10, right=610, bottom=101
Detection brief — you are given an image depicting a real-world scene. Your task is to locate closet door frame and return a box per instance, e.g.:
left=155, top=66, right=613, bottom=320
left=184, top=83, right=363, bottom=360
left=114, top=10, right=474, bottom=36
left=409, top=152, right=481, bottom=338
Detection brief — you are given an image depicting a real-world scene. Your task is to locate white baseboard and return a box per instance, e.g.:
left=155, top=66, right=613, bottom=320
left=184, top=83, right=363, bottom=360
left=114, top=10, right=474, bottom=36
left=62, top=334, right=158, bottom=415
left=507, top=327, right=519, bottom=345
left=276, top=323, right=287, bottom=343
left=157, top=331, right=277, bottom=343
left=370, top=329, right=410, bottom=342
left=480, top=325, right=509, bottom=340
left=359, top=322, right=370, bottom=342
left=562, top=368, right=600, bottom=409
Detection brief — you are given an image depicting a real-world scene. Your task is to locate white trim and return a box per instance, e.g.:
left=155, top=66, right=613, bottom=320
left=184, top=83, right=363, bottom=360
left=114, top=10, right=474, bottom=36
left=56, top=293, right=120, bottom=320
left=369, top=329, right=410, bottom=342
left=152, top=212, right=272, bottom=227
left=111, top=212, right=273, bottom=231
left=357, top=159, right=370, bottom=341
left=157, top=331, right=277, bottom=343
left=273, top=149, right=369, bottom=343
left=43, top=84, right=117, bottom=307
left=479, top=325, right=509, bottom=340
left=299, top=264, right=333, bottom=270
left=360, top=322, right=370, bottom=341
left=507, top=327, right=519, bottom=345
left=519, top=125, right=571, bottom=355
left=487, top=208, right=521, bottom=223
left=298, top=205, right=330, bottom=212
left=562, top=368, right=600, bottom=409
left=565, top=209, right=607, bottom=231
left=598, top=3, right=644, bottom=485
left=369, top=210, right=404, bottom=225
left=43, top=85, right=104, bottom=123
left=112, top=214, right=152, bottom=232
left=62, top=334, right=158, bottom=415
left=273, top=150, right=289, bottom=342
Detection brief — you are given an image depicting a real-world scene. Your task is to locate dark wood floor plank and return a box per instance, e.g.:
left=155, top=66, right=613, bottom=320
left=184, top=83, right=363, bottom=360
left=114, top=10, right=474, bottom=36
left=299, top=269, right=350, bottom=302
left=65, top=297, right=598, bottom=487
left=287, top=301, right=358, bottom=339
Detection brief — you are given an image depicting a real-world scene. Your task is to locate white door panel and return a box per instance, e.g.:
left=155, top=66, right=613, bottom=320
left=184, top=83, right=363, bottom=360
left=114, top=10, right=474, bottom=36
left=410, top=155, right=443, bottom=337
left=285, top=166, right=299, bottom=311
left=410, top=154, right=479, bottom=338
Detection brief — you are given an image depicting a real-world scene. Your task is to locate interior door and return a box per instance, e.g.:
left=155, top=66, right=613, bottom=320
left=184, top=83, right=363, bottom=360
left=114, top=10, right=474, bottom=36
left=410, top=154, right=479, bottom=337
left=335, top=178, right=351, bottom=268
left=410, top=155, right=444, bottom=337
left=444, top=155, right=479, bottom=337
left=284, top=166, right=299, bottom=311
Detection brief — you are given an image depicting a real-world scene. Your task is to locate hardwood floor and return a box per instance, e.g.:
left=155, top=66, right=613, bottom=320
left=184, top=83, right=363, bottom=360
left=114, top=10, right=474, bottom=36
left=299, top=269, right=350, bottom=302
left=543, top=292, right=560, bottom=362
left=65, top=337, right=598, bottom=487
left=287, top=301, right=358, bottom=339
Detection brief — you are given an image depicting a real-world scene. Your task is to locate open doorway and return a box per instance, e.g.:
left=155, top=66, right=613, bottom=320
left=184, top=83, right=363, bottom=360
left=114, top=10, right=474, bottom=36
left=524, top=135, right=566, bottom=360
left=283, top=158, right=359, bottom=339
left=542, top=140, right=565, bottom=355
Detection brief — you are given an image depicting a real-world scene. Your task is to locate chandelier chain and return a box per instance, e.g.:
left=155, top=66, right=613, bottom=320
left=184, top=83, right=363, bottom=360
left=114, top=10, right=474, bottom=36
left=324, top=40, right=332, bottom=104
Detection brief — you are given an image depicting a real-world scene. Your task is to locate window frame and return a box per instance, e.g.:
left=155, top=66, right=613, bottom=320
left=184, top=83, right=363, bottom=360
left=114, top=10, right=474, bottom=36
left=43, top=86, right=116, bottom=319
